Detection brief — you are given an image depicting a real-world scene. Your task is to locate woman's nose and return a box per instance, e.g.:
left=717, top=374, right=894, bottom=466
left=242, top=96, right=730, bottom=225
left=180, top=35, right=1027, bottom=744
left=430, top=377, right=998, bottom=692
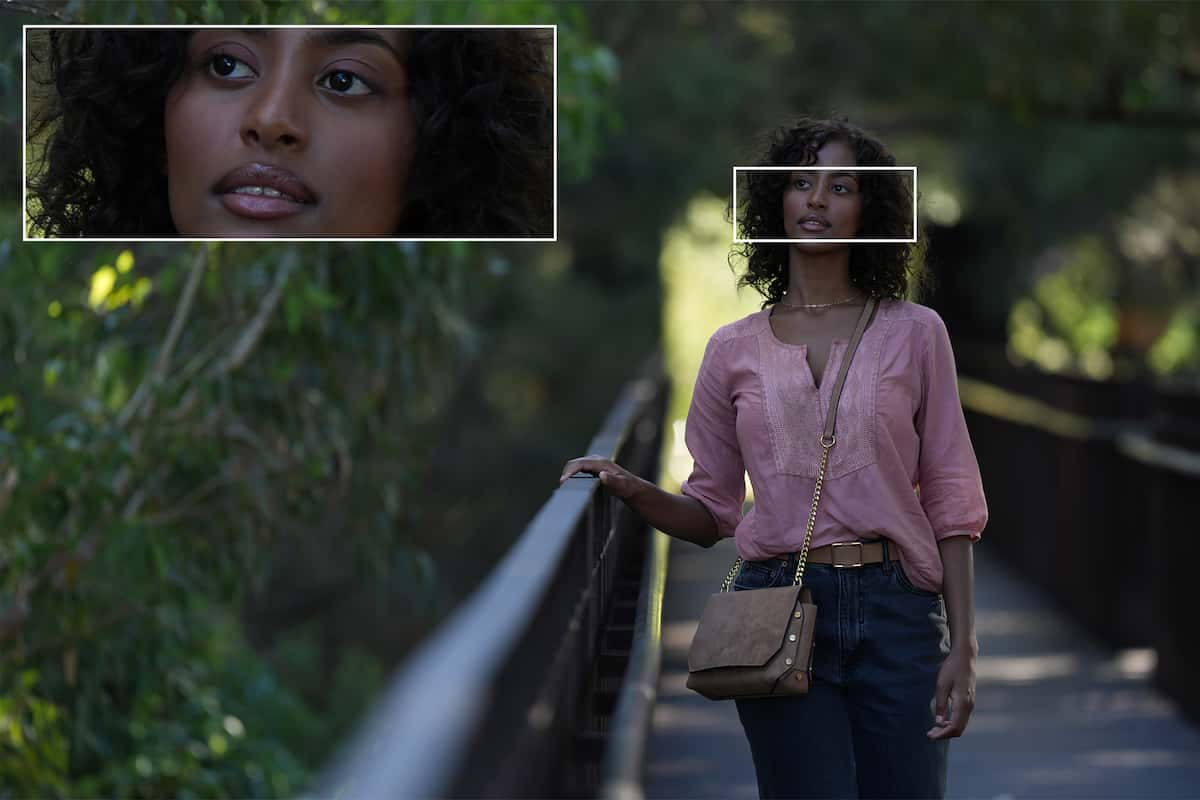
left=807, top=181, right=828, bottom=208
left=240, top=77, right=308, bottom=151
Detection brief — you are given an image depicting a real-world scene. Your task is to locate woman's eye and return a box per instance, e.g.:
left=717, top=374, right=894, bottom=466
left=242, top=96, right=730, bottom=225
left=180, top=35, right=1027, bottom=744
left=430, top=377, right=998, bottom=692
left=793, top=179, right=810, bottom=189
left=833, top=183, right=849, bottom=193
left=207, top=53, right=255, bottom=80
left=318, top=69, right=373, bottom=96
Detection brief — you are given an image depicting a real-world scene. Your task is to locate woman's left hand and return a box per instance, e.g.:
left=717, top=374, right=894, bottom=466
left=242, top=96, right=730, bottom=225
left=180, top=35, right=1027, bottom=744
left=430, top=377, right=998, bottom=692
left=927, top=648, right=976, bottom=739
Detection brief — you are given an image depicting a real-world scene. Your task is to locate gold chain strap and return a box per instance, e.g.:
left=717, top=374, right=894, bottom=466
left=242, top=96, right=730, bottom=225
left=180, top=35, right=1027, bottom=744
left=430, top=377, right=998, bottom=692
left=794, top=433, right=833, bottom=586
left=719, top=557, right=741, bottom=593
left=719, top=432, right=834, bottom=593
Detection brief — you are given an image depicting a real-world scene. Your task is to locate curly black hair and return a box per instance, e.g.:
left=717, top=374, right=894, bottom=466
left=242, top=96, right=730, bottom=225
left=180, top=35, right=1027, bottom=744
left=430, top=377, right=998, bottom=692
left=25, top=28, right=553, bottom=238
left=731, top=116, right=928, bottom=306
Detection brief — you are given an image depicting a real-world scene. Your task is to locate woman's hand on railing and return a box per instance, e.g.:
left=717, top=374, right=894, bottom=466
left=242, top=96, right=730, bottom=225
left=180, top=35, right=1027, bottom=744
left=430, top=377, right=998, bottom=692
left=559, top=455, right=721, bottom=548
left=559, top=455, right=645, bottom=500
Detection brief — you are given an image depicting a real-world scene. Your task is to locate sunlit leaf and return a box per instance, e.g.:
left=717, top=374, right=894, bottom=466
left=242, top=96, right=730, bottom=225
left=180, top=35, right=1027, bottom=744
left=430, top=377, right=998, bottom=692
left=88, top=266, right=116, bottom=310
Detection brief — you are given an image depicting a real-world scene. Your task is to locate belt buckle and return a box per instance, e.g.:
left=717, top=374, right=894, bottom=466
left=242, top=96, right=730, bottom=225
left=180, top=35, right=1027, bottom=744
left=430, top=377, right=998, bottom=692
left=831, top=541, right=864, bottom=568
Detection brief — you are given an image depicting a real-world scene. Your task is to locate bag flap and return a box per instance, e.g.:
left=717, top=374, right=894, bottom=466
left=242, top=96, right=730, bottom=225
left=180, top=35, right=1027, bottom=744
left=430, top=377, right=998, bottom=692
left=688, top=585, right=804, bottom=671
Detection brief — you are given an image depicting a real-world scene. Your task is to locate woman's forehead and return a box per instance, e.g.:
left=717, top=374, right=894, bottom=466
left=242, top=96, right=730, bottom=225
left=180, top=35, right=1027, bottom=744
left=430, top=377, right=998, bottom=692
left=189, top=28, right=412, bottom=63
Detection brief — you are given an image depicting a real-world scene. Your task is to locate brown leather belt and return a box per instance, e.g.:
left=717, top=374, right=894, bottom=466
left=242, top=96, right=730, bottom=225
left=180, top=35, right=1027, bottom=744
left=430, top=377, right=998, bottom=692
left=805, top=540, right=897, bottom=568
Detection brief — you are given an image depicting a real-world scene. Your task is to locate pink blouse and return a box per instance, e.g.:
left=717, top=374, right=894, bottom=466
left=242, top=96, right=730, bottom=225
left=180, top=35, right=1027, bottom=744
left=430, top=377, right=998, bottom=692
left=680, top=299, right=987, bottom=593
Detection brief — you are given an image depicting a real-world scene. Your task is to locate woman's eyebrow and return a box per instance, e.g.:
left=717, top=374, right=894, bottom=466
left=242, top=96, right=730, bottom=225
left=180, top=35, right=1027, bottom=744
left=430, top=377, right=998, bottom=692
left=791, top=170, right=859, bottom=181
left=302, top=29, right=406, bottom=66
left=231, top=29, right=405, bottom=67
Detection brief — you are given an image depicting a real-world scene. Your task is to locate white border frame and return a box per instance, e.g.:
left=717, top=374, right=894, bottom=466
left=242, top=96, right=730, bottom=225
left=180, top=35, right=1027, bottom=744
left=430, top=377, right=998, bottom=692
left=22, top=24, right=558, bottom=243
left=731, top=165, right=918, bottom=244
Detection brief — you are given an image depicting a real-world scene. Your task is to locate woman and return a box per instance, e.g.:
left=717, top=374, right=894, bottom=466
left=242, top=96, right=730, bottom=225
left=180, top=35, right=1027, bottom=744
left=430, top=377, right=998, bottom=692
left=560, top=117, right=987, bottom=799
left=25, top=26, right=552, bottom=238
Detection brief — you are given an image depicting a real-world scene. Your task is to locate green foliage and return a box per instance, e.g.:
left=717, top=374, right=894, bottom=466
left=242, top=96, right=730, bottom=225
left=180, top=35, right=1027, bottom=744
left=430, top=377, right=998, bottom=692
left=0, top=228, right=482, bottom=795
left=1149, top=307, right=1200, bottom=377
left=3, top=1, right=620, bottom=795
left=0, top=671, right=69, bottom=795
left=1006, top=166, right=1200, bottom=380
left=1007, top=237, right=1121, bottom=379
left=68, top=602, right=315, bottom=799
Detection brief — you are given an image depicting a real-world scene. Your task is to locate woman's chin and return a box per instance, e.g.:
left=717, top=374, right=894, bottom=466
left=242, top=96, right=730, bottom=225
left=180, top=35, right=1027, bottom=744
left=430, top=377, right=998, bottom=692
left=789, top=237, right=850, bottom=252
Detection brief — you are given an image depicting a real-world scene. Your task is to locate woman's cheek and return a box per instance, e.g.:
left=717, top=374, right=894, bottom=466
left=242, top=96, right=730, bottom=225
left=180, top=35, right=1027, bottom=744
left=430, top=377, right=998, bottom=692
left=330, top=111, right=415, bottom=228
left=163, top=87, right=213, bottom=230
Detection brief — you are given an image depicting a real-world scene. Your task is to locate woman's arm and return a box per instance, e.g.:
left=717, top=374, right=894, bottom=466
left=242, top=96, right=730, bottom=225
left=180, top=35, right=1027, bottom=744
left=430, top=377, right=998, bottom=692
left=912, top=311, right=985, bottom=740
left=561, top=331, right=741, bottom=550
left=559, top=456, right=720, bottom=548
left=927, top=534, right=977, bottom=740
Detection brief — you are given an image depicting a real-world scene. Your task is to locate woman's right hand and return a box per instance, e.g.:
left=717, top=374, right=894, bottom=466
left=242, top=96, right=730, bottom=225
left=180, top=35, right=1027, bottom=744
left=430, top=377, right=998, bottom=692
left=560, top=454, right=721, bottom=548
left=559, top=455, right=645, bottom=500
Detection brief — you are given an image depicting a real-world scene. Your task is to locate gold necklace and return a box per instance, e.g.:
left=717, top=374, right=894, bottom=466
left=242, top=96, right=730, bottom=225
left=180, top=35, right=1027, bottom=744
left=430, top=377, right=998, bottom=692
left=779, top=292, right=861, bottom=310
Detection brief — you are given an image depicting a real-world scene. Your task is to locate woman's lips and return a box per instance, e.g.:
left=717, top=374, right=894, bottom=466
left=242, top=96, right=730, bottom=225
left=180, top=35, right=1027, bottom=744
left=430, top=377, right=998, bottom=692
left=214, top=163, right=316, bottom=221
left=220, top=190, right=309, bottom=220
left=796, top=213, right=832, bottom=234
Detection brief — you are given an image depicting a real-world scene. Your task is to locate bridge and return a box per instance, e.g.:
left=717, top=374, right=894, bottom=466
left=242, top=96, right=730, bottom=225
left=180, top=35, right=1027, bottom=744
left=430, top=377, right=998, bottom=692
left=313, top=348, right=1200, bottom=799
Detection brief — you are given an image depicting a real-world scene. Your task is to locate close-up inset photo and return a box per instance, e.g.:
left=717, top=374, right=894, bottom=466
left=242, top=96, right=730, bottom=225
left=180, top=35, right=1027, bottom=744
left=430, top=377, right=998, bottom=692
left=23, top=25, right=555, bottom=240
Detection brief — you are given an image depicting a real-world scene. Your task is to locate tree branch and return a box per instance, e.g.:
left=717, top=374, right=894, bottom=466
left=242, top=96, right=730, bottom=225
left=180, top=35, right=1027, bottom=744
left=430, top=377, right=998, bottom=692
left=210, top=251, right=298, bottom=377
left=117, top=246, right=208, bottom=428
left=135, top=472, right=231, bottom=527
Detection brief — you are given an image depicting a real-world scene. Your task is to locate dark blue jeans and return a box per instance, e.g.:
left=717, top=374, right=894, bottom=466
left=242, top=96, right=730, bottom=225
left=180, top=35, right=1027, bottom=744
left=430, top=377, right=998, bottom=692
left=732, top=545, right=951, bottom=800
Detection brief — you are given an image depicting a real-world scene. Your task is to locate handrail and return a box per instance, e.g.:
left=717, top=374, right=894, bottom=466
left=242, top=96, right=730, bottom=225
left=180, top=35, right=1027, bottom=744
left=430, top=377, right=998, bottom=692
left=1116, top=431, right=1200, bottom=479
left=311, top=357, right=667, bottom=799
left=957, top=376, right=1144, bottom=442
left=599, top=528, right=670, bottom=800
left=959, top=375, right=1200, bottom=478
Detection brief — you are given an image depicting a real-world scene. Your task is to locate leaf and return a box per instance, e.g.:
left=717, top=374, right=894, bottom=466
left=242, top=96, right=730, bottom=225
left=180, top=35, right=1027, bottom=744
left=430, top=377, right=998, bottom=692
left=150, top=539, right=168, bottom=581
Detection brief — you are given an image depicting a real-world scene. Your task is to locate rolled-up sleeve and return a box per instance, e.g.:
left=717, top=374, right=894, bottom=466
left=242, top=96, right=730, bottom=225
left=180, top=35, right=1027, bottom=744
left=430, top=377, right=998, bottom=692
left=915, top=314, right=988, bottom=541
left=680, top=334, right=745, bottom=539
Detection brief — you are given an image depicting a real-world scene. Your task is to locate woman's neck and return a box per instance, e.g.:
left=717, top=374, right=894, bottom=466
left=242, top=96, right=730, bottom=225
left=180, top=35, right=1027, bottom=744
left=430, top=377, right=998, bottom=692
left=784, top=248, right=859, bottom=305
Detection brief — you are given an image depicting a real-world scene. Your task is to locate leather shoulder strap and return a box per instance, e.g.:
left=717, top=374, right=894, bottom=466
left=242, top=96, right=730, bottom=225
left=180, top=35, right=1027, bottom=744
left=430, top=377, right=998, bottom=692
left=720, top=296, right=881, bottom=592
left=824, top=297, right=878, bottom=440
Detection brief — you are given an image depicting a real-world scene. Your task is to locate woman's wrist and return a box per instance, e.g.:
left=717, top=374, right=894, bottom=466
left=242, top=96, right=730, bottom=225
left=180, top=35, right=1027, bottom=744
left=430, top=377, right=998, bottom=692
left=950, top=637, right=979, bottom=657
left=626, top=474, right=654, bottom=499
left=622, top=475, right=659, bottom=510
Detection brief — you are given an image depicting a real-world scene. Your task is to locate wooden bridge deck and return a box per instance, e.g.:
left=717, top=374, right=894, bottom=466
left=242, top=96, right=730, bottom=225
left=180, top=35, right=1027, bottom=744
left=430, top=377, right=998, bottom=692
left=645, top=535, right=1200, bottom=799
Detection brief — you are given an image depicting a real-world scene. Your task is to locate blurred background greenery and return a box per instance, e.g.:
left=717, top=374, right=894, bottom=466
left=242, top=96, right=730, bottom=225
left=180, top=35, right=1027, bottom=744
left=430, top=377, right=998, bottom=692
left=2, top=0, right=1198, bottom=796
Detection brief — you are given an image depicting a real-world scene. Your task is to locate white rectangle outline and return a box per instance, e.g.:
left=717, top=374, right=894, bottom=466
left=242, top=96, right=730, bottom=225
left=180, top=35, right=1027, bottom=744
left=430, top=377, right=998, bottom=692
left=22, top=24, right=558, bottom=243
left=731, top=166, right=917, bottom=244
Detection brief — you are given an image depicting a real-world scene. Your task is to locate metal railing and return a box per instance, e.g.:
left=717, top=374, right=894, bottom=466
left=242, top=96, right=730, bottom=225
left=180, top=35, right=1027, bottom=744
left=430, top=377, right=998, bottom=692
left=599, top=528, right=669, bottom=800
left=957, top=367, right=1200, bottom=722
left=313, top=355, right=669, bottom=798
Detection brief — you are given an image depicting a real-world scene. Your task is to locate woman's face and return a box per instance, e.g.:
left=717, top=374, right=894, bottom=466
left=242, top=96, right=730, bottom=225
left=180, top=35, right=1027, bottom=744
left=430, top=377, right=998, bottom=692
left=165, top=28, right=415, bottom=237
left=781, top=138, right=863, bottom=251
